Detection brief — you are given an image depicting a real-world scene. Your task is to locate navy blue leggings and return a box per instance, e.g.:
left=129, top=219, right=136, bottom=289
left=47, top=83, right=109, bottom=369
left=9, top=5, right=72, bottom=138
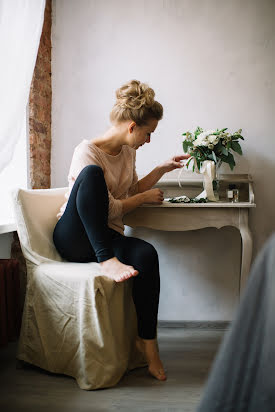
left=53, top=165, right=160, bottom=339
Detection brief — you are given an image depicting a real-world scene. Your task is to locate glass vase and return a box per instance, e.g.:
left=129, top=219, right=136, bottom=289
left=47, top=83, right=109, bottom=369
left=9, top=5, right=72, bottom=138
left=212, top=161, right=222, bottom=201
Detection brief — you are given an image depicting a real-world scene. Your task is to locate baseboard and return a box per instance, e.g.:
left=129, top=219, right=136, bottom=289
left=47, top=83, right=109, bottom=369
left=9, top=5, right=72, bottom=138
left=158, top=320, right=231, bottom=330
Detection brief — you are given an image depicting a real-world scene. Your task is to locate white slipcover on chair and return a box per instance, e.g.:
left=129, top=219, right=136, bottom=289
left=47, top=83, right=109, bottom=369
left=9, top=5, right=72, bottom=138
left=12, top=187, right=147, bottom=390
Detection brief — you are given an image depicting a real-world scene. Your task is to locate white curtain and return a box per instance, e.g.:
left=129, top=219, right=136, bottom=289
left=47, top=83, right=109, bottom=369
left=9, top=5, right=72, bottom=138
left=0, top=0, right=46, bottom=174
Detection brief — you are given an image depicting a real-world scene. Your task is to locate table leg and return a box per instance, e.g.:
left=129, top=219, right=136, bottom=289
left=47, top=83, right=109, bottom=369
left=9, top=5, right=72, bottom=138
left=239, top=209, right=253, bottom=294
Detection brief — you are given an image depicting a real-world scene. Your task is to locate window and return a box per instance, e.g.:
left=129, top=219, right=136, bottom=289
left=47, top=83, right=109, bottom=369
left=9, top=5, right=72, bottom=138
left=0, top=110, right=28, bottom=224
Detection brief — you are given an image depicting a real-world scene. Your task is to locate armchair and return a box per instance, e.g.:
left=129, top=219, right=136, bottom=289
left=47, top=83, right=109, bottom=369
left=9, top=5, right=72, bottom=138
left=12, top=187, right=146, bottom=390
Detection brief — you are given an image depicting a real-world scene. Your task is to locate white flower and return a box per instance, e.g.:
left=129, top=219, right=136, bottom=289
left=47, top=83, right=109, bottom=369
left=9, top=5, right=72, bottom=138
left=193, top=130, right=220, bottom=147
left=207, top=135, right=216, bottom=143
left=208, top=135, right=220, bottom=145
left=193, top=135, right=208, bottom=146
left=193, top=131, right=209, bottom=146
left=196, top=131, right=208, bottom=140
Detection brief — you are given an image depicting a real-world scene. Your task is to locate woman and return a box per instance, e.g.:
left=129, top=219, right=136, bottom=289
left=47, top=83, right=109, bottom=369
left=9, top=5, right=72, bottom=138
left=53, top=79, right=190, bottom=382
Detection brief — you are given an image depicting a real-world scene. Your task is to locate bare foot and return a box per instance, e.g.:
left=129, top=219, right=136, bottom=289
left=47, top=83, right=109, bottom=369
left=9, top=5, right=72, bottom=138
left=136, top=337, right=167, bottom=381
left=99, top=257, right=139, bottom=282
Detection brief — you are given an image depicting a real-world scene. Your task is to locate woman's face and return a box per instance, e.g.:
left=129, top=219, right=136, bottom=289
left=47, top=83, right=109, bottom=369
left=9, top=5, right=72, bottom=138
left=130, top=118, right=159, bottom=150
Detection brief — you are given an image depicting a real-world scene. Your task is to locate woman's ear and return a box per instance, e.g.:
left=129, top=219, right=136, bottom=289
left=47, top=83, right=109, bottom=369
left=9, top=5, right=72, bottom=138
left=129, top=121, right=136, bottom=134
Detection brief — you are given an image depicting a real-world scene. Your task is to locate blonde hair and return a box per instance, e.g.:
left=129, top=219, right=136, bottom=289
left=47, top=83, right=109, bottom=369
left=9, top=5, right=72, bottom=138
left=110, top=80, right=163, bottom=126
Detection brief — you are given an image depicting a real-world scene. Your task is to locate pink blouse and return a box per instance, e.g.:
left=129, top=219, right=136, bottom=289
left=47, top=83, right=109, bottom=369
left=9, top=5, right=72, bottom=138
left=57, top=139, right=139, bottom=235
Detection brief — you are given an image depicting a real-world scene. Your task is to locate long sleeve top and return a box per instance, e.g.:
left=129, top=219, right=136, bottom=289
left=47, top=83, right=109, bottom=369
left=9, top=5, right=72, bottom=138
left=57, top=139, right=139, bottom=235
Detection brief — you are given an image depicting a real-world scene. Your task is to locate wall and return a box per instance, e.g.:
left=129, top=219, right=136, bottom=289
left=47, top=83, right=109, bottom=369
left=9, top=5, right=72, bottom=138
left=51, top=0, right=275, bottom=321
left=29, top=0, right=52, bottom=190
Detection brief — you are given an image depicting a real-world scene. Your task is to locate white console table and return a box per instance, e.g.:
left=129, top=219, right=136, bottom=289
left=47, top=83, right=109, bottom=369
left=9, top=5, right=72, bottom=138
left=123, top=174, right=256, bottom=295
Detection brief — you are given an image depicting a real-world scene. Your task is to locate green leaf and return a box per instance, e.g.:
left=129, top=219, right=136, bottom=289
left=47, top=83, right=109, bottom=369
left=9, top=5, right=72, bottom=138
left=194, top=127, right=203, bottom=138
left=212, top=180, right=218, bottom=190
left=215, top=141, right=223, bottom=152
left=221, top=146, right=228, bottom=156
left=227, top=152, right=236, bottom=170
left=213, top=128, right=227, bottom=135
left=220, top=154, right=229, bottom=163
left=182, top=141, right=188, bottom=153
left=212, top=151, right=217, bottom=163
left=193, top=157, right=201, bottom=171
left=232, top=134, right=244, bottom=141
left=219, top=152, right=236, bottom=170
left=231, top=141, right=243, bottom=155
left=182, top=140, right=192, bottom=153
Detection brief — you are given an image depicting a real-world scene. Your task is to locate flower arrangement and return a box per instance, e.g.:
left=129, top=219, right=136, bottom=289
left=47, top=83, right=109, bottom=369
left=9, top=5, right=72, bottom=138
left=182, top=127, right=244, bottom=171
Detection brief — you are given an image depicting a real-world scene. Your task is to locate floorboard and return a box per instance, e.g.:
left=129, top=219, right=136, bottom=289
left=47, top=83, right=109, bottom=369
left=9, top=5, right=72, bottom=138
left=0, top=327, right=225, bottom=412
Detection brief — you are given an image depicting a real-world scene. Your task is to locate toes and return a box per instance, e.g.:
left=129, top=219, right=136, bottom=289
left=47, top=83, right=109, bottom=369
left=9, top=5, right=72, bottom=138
left=148, top=366, right=167, bottom=381
left=116, top=271, right=131, bottom=282
left=152, top=370, right=167, bottom=381
left=114, top=269, right=139, bottom=283
left=126, top=269, right=138, bottom=278
left=115, top=274, right=126, bottom=282
left=159, top=374, right=167, bottom=381
left=128, top=266, right=139, bottom=277
left=121, top=272, right=129, bottom=280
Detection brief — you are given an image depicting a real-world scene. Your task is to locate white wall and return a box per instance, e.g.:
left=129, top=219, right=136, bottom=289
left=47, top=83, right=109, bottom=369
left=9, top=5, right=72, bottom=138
left=51, top=0, right=275, bottom=321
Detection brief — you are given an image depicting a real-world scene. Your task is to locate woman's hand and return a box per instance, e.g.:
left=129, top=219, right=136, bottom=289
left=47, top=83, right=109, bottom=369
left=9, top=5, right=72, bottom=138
left=142, top=188, right=164, bottom=204
left=159, top=154, right=191, bottom=173
left=136, top=154, right=192, bottom=196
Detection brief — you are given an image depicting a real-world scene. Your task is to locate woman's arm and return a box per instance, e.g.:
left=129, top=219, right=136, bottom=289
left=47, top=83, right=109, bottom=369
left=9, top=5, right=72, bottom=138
left=137, top=154, right=191, bottom=193
left=137, top=166, right=166, bottom=193
left=121, top=188, right=164, bottom=215
left=121, top=155, right=192, bottom=215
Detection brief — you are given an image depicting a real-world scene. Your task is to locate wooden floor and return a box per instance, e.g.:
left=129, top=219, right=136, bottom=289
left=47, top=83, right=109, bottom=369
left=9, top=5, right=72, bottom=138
left=0, top=328, right=225, bottom=412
